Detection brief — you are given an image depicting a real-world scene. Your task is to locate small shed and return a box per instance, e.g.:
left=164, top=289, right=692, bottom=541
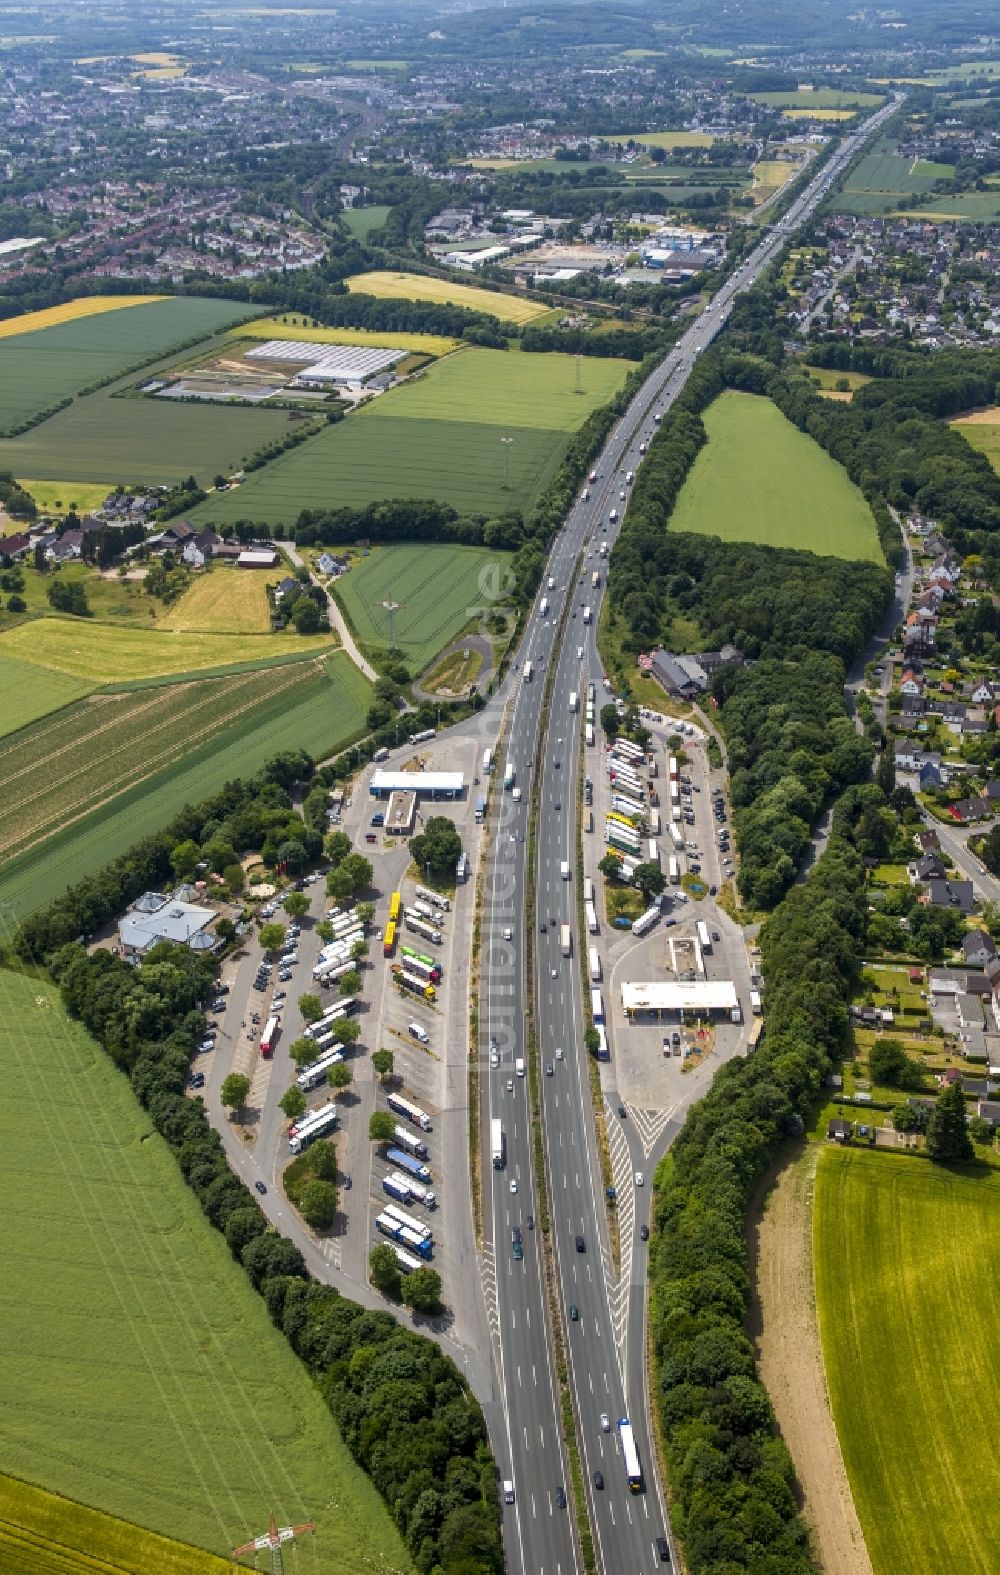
left=828, top=1118, right=852, bottom=1143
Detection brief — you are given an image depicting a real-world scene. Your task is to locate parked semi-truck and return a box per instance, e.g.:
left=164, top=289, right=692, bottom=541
left=632, top=906, right=660, bottom=938
left=491, top=1117, right=504, bottom=1169
left=288, top=1101, right=338, bottom=1154
left=586, top=901, right=598, bottom=935
left=589, top=946, right=602, bottom=982
left=414, top=884, right=449, bottom=912
left=388, top=1091, right=432, bottom=1131
left=392, top=1124, right=429, bottom=1158
left=404, top=913, right=443, bottom=945
left=392, top=966, right=435, bottom=1001
left=386, top=1144, right=431, bottom=1181
left=697, top=920, right=712, bottom=954
left=392, top=1172, right=435, bottom=1208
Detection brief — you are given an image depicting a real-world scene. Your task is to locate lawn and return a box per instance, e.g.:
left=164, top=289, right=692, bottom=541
left=669, top=391, right=884, bottom=562
left=0, top=1472, right=231, bottom=1575
left=0, top=617, right=323, bottom=681
left=951, top=413, right=1000, bottom=475
left=802, top=364, right=872, bottom=391
left=0, top=562, right=163, bottom=629
left=340, top=205, right=392, bottom=241
left=192, top=347, right=627, bottom=526
left=233, top=316, right=459, bottom=357
left=0, top=652, right=371, bottom=916
left=344, top=270, right=550, bottom=324
left=0, top=298, right=258, bottom=433
left=0, top=968, right=409, bottom=1573
left=895, top=192, right=1000, bottom=222
left=0, top=295, right=166, bottom=340
left=0, top=652, right=95, bottom=737
left=334, top=543, right=511, bottom=670
left=158, top=566, right=275, bottom=634
left=0, top=384, right=291, bottom=487
left=814, top=1147, right=1000, bottom=1575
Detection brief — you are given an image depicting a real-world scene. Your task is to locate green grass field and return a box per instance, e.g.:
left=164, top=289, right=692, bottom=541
left=193, top=349, right=627, bottom=525
left=335, top=544, right=511, bottom=669
left=0, top=653, right=95, bottom=737
left=752, top=87, right=883, bottom=108
left=0, top=652, right=371, bottom=916
left=0, top=385, right=291, bottom=487
left=814, top=1147, right=1000, bottom=1575
left=951, top=415, right=1000, bottom=474
left=18, top=479, right=113, bottom=515
left=0, top=298, right=256, bottom=433
left=340, top=205, right=392, bottom=240
left=895, top=192, right=1000, bottom=222
left=368, top=347, right=627, bottom=431
left=0, top=968, right=409, bottom=1573
left=832, top=146, right=955, bottom=213
left=669, top=391, right=883, bottom=562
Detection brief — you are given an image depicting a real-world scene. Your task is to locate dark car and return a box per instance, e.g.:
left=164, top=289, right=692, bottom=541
left=575, top=1234, right=585, bottom=1253
left=656, top=1535, right=671, bottom=1563
left=593, top=1471, right=604, bottom=1491
left=254, top=1180, right=267, bottom=1195
left=527, top=1214, right=534, bottom=1230
left=540, top=921, right=547, bottom=933
left=189, top=1073, right=205, bottom=1090
left=618, top=1104, right=627, bottom=1119
left=640, top=1224, right=649, bottom=1242
left=569, top=1303, right=579, bottom=1321
left=217, top=984, right=230, bottom=996
left=554, top=801, right=561, bottom=811
left=555, top=1487, right=567, bottom=1509
left=365, top=833, right=377, bottom=844
left=512, top=1237, right=523, bottom=1261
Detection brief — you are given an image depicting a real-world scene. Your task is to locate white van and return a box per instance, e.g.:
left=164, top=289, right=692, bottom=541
left=560, top=861, right=571, bottom=880
left=515, top=1057, right=525, bottom=1078
left=503, top=1480, right=515, bottom=1504
left=407, top=1022, right=429, bottom=1044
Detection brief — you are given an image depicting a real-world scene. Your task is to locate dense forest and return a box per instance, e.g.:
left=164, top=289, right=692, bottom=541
left=649, top=825, right=867, bottom=1574
left=12, top=753, right=503, bottom=1575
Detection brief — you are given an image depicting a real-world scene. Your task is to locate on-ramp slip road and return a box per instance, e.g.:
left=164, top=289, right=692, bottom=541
left=479, top=93, right=902, bottom=1575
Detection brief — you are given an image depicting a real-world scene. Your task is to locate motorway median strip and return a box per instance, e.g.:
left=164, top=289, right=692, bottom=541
left=524, top=554, right=596, bottom=1575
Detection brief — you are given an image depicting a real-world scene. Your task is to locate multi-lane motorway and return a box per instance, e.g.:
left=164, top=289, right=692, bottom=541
left=479, top=93, right=903, bottom=1575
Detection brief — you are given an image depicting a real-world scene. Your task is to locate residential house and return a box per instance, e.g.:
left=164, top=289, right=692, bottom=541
left=0, top=531, right=31, bottom=560
left=963, top=930, right=998, bottom=969
left=181, top=529, right=221, bottom=568
left=899, top=669, right=924, bottom=696
left=827, top=1118, right=852, bottom=1142
left=976, top=1099, right=1000, bottom=1127
left=915, top=829, right=940, bottom=853
left=919, top=759, right=944, bottom=791
left=47, top=529, right=83, bottom=563
left=950, top=795, right=992, bottom=822
left=925, top=878, right=975, bottom=913
left=911, top=852, right=946, bottom=883
left=971, top=680, right=996, bottom=706
left=317, top=552, right=348, bottom=576
left=894, top=745, right=942, bottom=774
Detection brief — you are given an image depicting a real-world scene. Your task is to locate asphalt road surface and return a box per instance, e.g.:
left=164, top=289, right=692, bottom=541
left=479, top=93, right=902, bottom=1575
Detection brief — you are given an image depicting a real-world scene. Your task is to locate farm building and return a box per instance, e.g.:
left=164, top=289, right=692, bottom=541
left=369, top=769, right=464, bottom=800
left=119, top=891, right=217, bottom=956
left=237, top=548, right=279, bottom=569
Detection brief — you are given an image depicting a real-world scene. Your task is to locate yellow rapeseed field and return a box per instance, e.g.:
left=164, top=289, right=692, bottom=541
left=344, top=270, right=549, bottom=324
left=0, top=296, right=166, bottom=339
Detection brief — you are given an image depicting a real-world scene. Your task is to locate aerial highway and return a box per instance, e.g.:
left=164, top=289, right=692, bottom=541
left=478, top=92, right=902, bottom=1575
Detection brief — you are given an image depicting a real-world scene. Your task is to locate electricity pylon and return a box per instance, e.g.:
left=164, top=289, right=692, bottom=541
left=231, top=1514, right=315, bottom=1575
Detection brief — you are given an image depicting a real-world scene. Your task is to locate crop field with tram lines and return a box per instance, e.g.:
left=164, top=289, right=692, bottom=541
left=333, top=543, right=512, bottom=670
left=0, top=297, right=259, bottom=433
left=0, top=969, right=409, bottom=1572
left=193, top=346, right=629, bottom=525
left=0, top=652, right=371, bottom=917
left=0, top=617, right=328, bottom=683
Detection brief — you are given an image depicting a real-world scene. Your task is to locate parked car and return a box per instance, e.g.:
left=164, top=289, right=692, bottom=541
left=189, top=1073, right=205, bottom=1090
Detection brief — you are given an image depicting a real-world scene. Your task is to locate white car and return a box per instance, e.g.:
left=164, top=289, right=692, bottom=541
left=577, top=646, right=584, bottom=658
left=490, top=1049, right=500, bottom=1068
left=555, top=1047, right=564, bottom=1060
left=600, top=1412, right=610, bottom=1432
left=635, top=1171, right=644, bottom=1188
left=509, top=1178, right=518, bottom=1194
left=503, top=926, right=513, bottom=941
